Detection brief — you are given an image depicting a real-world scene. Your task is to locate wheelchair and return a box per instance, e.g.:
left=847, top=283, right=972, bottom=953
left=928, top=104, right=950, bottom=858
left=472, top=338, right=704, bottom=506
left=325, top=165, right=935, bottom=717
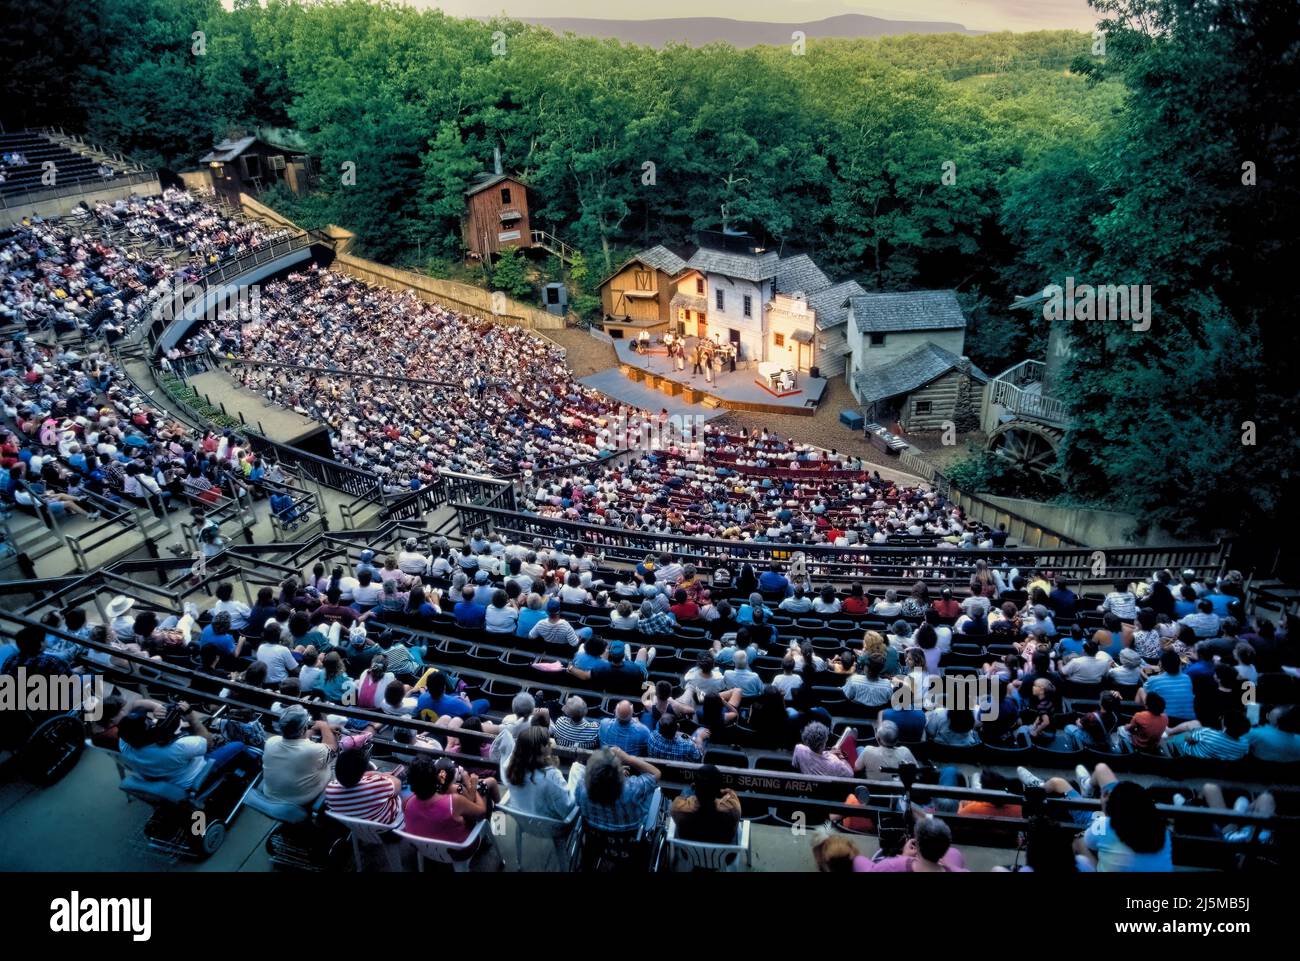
left=118, top=748, right=262, bottom=860
left=0, top=705, right=86, bottom=786
left=243, top=788, right=352, bottom=871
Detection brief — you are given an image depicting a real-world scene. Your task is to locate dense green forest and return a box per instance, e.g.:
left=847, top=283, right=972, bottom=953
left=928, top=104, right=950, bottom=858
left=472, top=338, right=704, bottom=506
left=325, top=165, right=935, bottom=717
left=1, top=0, right=1296, bottom=547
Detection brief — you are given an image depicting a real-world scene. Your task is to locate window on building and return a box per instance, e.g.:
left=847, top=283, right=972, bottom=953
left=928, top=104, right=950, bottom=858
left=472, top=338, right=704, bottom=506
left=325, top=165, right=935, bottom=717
left=500, top=187, right=512, bottom=204
left=239, top=154, right=261, bottom=180
left=743, top=294, right=752, bottom=317
left=716, top=289, right=725, bottom=311
left=915, top=400, right=932, bottom=415
left=774, top=332, right=785, bottom=348
left=870, top=332, right=887, bottom=347
left=696, top=277, right=705, bottom=295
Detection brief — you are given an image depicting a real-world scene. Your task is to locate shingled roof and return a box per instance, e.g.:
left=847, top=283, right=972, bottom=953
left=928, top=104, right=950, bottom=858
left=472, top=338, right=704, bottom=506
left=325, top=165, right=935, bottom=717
left=200, top=136, right=258, bottom=164
left=809, top=279, right=866, bottom=331
left=686, top=246, right=780, bottom=283
left=853, top=342, right=988, bottom=404
left=847, top=290, right=967, bottom=335
left=634, top=244, right=689, bottom=277
left=775, top=254, right=831, bottom=297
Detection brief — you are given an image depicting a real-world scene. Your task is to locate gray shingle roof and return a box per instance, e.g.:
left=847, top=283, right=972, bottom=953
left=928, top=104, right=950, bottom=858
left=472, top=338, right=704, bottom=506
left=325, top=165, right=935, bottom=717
left=775, top=254, right=831, bottom=297
left=464, top=173, right=525, bottom=197
left=635, top=244, right=689, bottom=277
left=853, top=342, right=988, bottom=404
left=809, top=279, right=866, bottom=331
left=200, top=136, right=258, bottom=164
left=686, top=247, right=780, bottom=282
left=847, top=290, right=967, bottom=334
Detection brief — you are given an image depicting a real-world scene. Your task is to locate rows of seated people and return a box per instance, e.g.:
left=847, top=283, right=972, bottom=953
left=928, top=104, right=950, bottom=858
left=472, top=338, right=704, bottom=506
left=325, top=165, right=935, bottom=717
left=0, top=131, right=119, bottom=198
left=0, top=335, right=301, bottom=543
left=13, top=546, right=1295, bottom=871
left=1, top=188, right=288, bottom=342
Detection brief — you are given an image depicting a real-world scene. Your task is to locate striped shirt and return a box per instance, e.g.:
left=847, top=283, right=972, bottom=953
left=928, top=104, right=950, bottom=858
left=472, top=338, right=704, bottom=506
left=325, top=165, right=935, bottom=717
left=552, top=716, right=600, bottom=749
left=1101, top=592, right=1138, bottom=621
left=529, top=617, right=581, bottom=646
left=1143, top=672, right=1196, bottom=720
left=325, top=771, right=402, bottom=824
left=1176, top=728, right=1248, bottom=761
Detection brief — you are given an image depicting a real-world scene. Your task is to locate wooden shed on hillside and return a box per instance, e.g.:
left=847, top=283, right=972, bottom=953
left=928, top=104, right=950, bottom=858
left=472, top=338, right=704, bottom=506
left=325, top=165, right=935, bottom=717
left=462, top=173, right=532, bottom=261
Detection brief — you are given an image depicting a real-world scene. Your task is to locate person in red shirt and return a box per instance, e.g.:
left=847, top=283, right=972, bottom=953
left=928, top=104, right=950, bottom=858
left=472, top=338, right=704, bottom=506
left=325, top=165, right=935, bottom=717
left=669, top=589, right=700, bottom=622
left=1125, top=692, right=1169, bottom=752
left=841, top=584, right=870, bottom=615
left=931, top=588, right=962, bottom=620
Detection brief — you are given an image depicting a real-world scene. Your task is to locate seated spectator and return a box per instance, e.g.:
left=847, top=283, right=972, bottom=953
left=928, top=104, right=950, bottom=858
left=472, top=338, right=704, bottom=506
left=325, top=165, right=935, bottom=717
left=403, top=755, right=498, bottom=842
left=598, top=700, right=652, bottom=756
left=856, top=816, right=968, bottom=873
left=416, top=671, right=490, bottom=720
left=1138, top=651, right=1196, bottom=721
left=483, top=590, right=518, bottom=634
left=792, top=721, right=855, bottom=778
left=502, top=726, right=576, bottom=821
left=1165, top=712, right=1251, bottom=761
left=1246, top=706, right=1300, bottom=762
left=552, top=696, right=600, bottom=749
left=1108, top=648, right=1146, bottom=687
left=453, top=586, right=486, bottom=629
left=648, top=714, right=707, bottom=763
left=1060, top=638, right=1113, bottom=684
left=117, top=700, right=260, bottom=790
left=854, top=720, right=917, bottom=778
left=722, top=649, right=764, bottom=697
left=1076, top=781, right=1173, bottom=872
left=670, top=764, right=741, bottom=844
left=261, top=705, right=337, bottom=806
left=1122, top=692, right=1168, bottom=754
left=531, top=598, right=591, bottom=645
left=575, top=747, right=661, bottom=834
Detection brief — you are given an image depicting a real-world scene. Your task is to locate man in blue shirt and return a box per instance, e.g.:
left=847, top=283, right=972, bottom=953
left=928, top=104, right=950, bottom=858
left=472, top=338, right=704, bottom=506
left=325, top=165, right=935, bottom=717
left=1140, top=651, right=1196, bottom=721
left=1047, top=578, right=1078, bottom=618
left=757, top=563, right=790, bottom=596
left=415, top=671, right=490, bottom=719
left=597, top=700, right=652, bottom=756
left=453, top=586, right=486, bottom=629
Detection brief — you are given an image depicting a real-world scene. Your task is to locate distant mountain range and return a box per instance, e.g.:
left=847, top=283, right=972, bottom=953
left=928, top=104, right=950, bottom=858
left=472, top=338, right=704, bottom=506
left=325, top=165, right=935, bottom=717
left=513, top=13, right=982, bottom=47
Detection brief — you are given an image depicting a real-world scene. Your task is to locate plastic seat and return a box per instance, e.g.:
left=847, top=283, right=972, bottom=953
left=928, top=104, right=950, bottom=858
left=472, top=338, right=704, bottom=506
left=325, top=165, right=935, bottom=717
left=395, top=821, right=485, bottom=872
left=661, top=819, right=752, bottom=872
left=496, top=800, right=580, bottom=871
left=326, top=810, right=405, bottom=871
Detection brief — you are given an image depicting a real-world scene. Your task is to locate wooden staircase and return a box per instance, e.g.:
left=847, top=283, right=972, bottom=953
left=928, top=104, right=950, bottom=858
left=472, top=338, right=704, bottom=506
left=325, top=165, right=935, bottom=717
left=530, top=229, right=577, bottom=264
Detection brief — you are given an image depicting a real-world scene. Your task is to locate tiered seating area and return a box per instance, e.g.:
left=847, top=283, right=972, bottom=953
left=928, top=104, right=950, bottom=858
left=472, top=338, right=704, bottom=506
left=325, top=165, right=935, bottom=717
left=0, top=131, right=120, bottom=199
left=1, top=189, right=1297, bottom=876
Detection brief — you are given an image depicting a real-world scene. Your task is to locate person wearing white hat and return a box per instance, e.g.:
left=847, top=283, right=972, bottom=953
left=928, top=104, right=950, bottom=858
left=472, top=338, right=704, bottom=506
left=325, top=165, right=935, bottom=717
left=105, top=596, right=136, bottom=641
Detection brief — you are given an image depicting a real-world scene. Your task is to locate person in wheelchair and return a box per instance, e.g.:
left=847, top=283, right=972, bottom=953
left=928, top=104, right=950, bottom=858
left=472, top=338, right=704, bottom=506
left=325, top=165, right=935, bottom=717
left=117, top=700, right=261, bottom=792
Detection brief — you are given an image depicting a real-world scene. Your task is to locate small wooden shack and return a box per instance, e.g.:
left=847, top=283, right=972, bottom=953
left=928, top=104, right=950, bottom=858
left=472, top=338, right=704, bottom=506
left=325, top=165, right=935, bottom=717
left=462, top=173, right=532, bottom=261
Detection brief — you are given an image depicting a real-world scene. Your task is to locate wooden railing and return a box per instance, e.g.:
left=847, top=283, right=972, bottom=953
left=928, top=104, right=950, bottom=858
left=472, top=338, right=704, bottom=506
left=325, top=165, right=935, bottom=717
left=988, top=359, right=1069, bottom=426
left=447, top=501, right=1229, bottom=589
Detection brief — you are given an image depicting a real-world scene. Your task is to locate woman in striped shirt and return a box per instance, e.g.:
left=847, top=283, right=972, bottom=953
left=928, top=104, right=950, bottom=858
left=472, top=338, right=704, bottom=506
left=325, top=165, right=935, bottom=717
left=324, top=748, right=403, bottom=825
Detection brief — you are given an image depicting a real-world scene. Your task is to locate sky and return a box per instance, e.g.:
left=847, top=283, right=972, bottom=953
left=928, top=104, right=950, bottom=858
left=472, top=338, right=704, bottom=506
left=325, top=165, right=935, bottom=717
left=415, top=0, right=1101, bottom=33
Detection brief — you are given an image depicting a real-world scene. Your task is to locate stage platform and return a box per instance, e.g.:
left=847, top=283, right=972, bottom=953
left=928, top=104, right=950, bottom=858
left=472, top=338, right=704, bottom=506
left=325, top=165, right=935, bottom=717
left=611, top=337, right=827, bottom=416
left=578, top=368, right=726, bottom=420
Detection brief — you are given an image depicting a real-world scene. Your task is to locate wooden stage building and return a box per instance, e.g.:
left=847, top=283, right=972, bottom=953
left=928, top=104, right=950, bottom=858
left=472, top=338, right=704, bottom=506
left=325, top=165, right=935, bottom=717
left=608, top=336, right=827, bottom=416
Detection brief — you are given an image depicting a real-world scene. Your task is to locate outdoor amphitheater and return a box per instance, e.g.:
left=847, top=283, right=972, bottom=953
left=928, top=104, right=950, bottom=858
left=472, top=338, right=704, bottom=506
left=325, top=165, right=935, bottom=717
left=0, top=178, right=1295, bottom=877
